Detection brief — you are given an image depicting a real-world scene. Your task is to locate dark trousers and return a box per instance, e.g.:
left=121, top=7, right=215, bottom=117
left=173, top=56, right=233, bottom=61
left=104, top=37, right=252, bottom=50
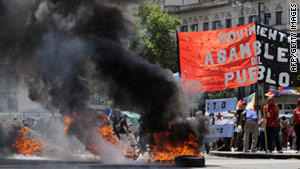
left=294, top=125, right=300, bottom=151
left=288, top=136, right=294, bottom=149
left=205, top=138, right=210, bottom=154
left=235, top=132, right=243, bottom=151
left=257, top=131, right=265, bottom=151
left=266, top=127, right=282, bottom=151
left=224, top=137, right=231, bottom=151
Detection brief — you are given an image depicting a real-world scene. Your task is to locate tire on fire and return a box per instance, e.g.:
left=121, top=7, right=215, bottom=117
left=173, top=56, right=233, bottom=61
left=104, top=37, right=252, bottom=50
left=174, top=155, right=205, bottom=167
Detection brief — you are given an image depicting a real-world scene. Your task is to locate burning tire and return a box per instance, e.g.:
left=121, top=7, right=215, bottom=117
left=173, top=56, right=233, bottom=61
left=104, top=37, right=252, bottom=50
left=175, top=155, right=205, bottom=167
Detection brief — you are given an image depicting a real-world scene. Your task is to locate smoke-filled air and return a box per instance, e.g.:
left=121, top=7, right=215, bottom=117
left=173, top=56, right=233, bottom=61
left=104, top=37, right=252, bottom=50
left=0, top=0, right=209, bottom=164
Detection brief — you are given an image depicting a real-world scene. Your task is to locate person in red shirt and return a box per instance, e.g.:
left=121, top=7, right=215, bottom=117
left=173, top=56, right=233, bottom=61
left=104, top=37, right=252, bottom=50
left=293, top=98, right=300, bottom=153
left=263, top=96, right=282, bottom=153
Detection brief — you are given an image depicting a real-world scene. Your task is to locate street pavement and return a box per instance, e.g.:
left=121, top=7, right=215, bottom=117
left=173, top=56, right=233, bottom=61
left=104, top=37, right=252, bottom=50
left=209, top=149, right=300, bottom=159
left=204, top=155, right=300, bottom=169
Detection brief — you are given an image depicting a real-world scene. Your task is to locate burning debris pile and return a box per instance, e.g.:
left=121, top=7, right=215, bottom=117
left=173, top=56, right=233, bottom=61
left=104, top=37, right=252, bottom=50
left=12, top=127, right=52, bottom=156
left=64, top=110, right=138, bottom=160
left=150, top=122, right=204, bottom=164
left=0, top=0, right=209, bottom=163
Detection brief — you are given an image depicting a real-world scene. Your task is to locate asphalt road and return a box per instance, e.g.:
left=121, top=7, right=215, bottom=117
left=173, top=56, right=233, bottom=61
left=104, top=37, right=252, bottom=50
left=0, top=155, right=299, bottom=169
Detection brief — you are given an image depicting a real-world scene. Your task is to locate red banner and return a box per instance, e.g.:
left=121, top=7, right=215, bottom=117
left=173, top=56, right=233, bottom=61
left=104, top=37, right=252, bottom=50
left=178, top=23, right=258, bottom=92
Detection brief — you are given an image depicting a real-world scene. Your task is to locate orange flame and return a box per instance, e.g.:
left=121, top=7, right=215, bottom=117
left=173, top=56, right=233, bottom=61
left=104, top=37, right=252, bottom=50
left=96, top=112, right=124, bottom=147
left=12, top=127, right=52, bottom=156
left=64, top=115, right=72, bottom=132
left=99, top=125, right=123, bottom=146
left=150, top=132, right=202, bottom=164
left=86, top=112, right=138, bottom=159
left=88, top=144, right=99, bottom=155
left=87, top=121, right=125, bottom=155
left=62, top=111, right=138, bottom=159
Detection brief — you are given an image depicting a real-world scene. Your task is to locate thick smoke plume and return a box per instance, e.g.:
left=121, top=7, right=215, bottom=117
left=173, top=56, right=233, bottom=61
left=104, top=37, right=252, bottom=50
left=0, top=0, right=209, bottom=158
left=0, top=121, right=23, bottom=155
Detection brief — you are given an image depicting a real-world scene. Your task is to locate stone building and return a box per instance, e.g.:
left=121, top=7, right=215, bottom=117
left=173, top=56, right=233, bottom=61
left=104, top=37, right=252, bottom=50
left=0, top=65, right=18, bottom=113
left=162, top=0, right=299, bottom=33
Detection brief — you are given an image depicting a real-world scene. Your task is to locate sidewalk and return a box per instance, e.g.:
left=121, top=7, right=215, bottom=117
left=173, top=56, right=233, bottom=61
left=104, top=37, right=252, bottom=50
left=209, top=149, right=300, bottom=159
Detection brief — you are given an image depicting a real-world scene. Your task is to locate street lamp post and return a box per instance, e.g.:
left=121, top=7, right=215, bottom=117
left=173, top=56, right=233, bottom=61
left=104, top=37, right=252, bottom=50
left=232, top=0, right=252, bottom=26
left=231, top=0, right=252, bottom=100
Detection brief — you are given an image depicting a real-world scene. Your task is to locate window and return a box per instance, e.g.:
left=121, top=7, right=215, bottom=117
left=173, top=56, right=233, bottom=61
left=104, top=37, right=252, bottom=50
left=238, top=17, right=245, bottom=26
left=180, top=25, right=188, bottom=32
left=226, top=19, right=232, bottom=28
left=264, top=13, right=271, bottom=25
left=203, top=22, right=209, bottom=31
left=190, top=24, right=198, bottom=31
left=284, top=104, right=297, bottom=110
left=89, top=85, right=107, bottom=105
left=278, top=104, right=282, bottom=109
left=248, top=15, right=258, bottom=23
left=276, top=11, right=282, bottom=25
left=212, top=20, right=221, bottom=30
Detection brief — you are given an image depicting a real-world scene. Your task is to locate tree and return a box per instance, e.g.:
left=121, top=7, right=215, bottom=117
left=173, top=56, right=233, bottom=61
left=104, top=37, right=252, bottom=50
left=207, top=89, right=234, bottom=99
left=131, top=0, right=182, bottom=73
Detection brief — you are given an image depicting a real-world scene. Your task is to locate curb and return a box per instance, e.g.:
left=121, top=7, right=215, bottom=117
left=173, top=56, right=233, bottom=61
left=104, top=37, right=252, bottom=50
left=209, top=151, right=300, bottom=159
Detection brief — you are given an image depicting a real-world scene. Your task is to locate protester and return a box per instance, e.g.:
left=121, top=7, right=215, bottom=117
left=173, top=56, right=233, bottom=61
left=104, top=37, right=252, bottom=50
left=293, top=98, right=300, bottom=153
left=205, top=137, right=211, bottom=154
left=119, top=114, right=130, bottom=147
left=257, top=117, right=265, bottom=151
left=216, top=137, right=225, bottom=151
left=26, top=117, right=36, bottom=128
left=13, top=115, right=18, bottom=120
left=22, top=120, right=28, bottom=127
left=228, top=100, right=246, bottom=151
left=280, top=116, right=288, bottom=149
left=288, top=124, right=295, bottom=150
left=263, top=96, right=282, bottom=153
left=109, top=109, right=122, bottom=139
left=242, top=108, right=258, bottom=153
left=128, top=123, right=138, bottom=148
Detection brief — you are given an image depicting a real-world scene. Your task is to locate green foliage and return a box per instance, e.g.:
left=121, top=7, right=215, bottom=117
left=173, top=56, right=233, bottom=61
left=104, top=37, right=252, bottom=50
left=131, top=0, right=182, bottom=72
left=207, top=89, right=233, bottom=99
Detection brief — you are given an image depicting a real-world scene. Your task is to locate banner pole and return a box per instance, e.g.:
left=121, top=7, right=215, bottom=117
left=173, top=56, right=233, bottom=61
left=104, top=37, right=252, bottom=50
left=176, top=31, right=181, bottom=77
left=261, top=83, right=268, bottom=152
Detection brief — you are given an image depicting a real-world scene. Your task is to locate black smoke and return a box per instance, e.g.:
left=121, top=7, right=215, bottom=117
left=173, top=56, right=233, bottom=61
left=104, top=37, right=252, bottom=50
left=0, top=0, right=209, bottom=155
left=0, top=121, right=23, bottom=155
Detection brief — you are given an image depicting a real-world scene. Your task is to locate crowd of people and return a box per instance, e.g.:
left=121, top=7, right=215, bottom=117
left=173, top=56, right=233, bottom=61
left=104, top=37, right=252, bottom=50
left=207, top=97, right=300, bottom=153
left=3, top=97, right=300, bottom=155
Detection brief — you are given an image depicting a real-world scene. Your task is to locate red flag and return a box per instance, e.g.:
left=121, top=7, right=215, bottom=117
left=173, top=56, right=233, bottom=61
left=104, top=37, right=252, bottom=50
left=178, top=23, right=258, bottom=92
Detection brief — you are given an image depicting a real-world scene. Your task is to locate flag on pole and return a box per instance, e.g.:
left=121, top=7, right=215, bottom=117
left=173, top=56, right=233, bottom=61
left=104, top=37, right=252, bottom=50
left=265, top=87, right=300, bottom=97
left=278, top=87, right=300, bottom=95
left=243, top=93, right=255, bottom=110
left=265, top=89, right=280, bottom=97
left=236, top=93, right=256, bottom=110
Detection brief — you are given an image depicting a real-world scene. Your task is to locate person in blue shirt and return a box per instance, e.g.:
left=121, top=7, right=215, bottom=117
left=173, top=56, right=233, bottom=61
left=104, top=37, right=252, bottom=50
left=241, top=108, right=259, bottom=153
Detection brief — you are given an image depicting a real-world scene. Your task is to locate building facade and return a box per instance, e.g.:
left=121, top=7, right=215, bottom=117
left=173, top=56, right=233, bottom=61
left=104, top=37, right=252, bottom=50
left=0, top=65, right=18, bottom=113
left=163, top=0, right=299, bottom=33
